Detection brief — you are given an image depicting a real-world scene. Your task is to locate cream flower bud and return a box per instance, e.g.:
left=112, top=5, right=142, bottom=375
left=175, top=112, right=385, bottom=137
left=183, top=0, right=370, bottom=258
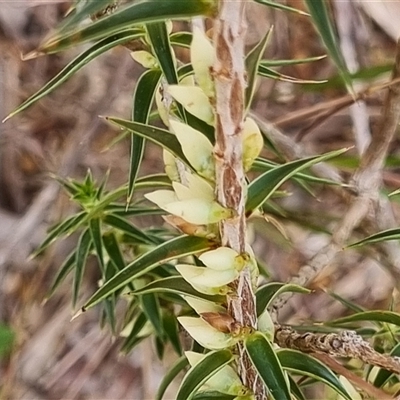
left=164, top=198, right=232, bottom=225
left=144, top=190, right=177, bottom=208
left=169, top=120, right=214, bottom=180
left=176, top=264, right=238, bottom=288
left=163, top=150, right=179, bottom=182
left=168, top=85, right=214, bottom=125
left=130, top=50, right=158, bottom=69
left=183, top=296, right=226, bottom=314
left=242, top=117, right=264, bottom=171
left=191, top=27, right=216, bottom=98
left=185, top=351, right=246, bottom=395
left=199, top=247, right=242, bottom=271
left=178, top=316, right=236, bottom=350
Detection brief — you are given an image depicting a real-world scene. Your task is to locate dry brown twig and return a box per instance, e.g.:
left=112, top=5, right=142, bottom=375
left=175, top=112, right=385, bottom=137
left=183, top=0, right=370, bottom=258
left=266, top=38, right=400, bottom=315
left=253, top=40, right=400, bottom=391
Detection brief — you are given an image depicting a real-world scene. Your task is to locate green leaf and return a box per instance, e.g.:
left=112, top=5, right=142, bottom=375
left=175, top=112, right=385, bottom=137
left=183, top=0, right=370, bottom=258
left=58, top=0, right=117, bottom=34
left=288, top=376, right=306, bottom=400
left=245, top=27, right=273, bottom=110
left=129, top=69, right=162, bottom=202
left=253, top=157, right=343, bottom=186
left=328, top=311, right=400, bottom=328
left=34, top=212, right=86, bottom=255
left=193, top=392, right=236, bottom=400
left=147, top=22, right=178, bottom=84
left=5, top=30, right=143, bottom=121
left=89, top=217, right=104, bottom=268
left=245, top=332, right=291, bottom=400
left=277, top=349, right=352, bottom=400
left=256, top=283, right=310, bottom=316
left=348, top=228, right=400, bottom=248
left=130, top=276, right=225, bottom=303
left=260, top=55, right=326, bottom=67
left=246, top=148, right=348, bottom=212
left=46, top=250, right=77, bottom=298
left=170, top=32, right=192, bottom=48
left=327, top=291, right=364, bottom=313
left=163, top=311, right=182, bottom=355
left=176, top=350, right=234, bottom=400
left=81, top=236, right=215, bottom=311
left=103, top=214, right=159, bottom=245
left=303, top=0, right=351, bottom=90
left=0, top=324, right=15, bottom=357
left=140, top=293, right=163, bottom=337
left=373, top=342, right=400, bottom=387
left=121, top=311, right=148, bottom=353
left=37, top=0, right=217, bottom=54
left=156, top=355, right=189, bottom=400
left=73, top=228, right=92, bottom=307
left=105, top=205, right=166, bottom=217
left=254, top=0, right=310, bottom=16
left=258, top=65, right=326, bottom=84
left=105, top=118, right=191, bottom=168
left=102, top=232, right=126, bottom=271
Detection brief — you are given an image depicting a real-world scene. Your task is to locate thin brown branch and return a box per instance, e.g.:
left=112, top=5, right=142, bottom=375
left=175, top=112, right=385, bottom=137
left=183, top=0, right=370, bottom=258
left=272, top=76, right=400, bottom=131
left=213, top=1, right=264, bottom=397
left=270, top=39, right=400, bottom=315
left=313, top=353, right=395, bottom=400
left=276, top=325, right=400, bottom=375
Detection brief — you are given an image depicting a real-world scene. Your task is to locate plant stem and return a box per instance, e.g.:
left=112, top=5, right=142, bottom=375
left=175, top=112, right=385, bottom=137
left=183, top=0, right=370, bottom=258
left=213, top=1, right=265, bottom=397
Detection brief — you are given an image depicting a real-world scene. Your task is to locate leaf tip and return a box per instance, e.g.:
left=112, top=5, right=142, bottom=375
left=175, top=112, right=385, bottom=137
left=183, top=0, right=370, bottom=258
left=22, top=50, right=45, bottom=61
left=71, top=307, right=85, bottom=321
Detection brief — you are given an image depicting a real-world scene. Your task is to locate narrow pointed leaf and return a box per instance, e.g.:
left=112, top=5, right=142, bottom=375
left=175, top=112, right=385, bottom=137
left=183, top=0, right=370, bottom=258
left=278, top=349, right=352, bottom=400
left=253, top=157, right=342, bottom=186
left=256, top=283, right=310, bottom=316
left=121, top=311, right=148, bottom=353
left=82, top=236, right=215, bottom=311
left=258, top=65, right=326, bottom=84
left=245, top=27, right=273, bottom=109
left=73, top=228, right=92, bottom=307
left=106, top=205, right=165, bottom=217
left=193, top=393, right=235, bottom=400
left=245, top=332, right=291, bottom=400
left=103, top=214, right=159, bottom=245
left=156, top=355, right=189, bottom=400
left=89, top=218, right=104, bottom=268
left=348, top=228, right=400, bottom=248
left=163, top=312, right=182, bottom=355
left=246, top=148, right=348, bottom=212
left=102, top=232, right=126, bottom=271
left=58, top=0, right=117, bottom=34
left=129, top=69, right=162, bottom=201
left=105, top=118, right=192, bottom=168
left=327, top=291, right=364, bottom=313
left=130, top=276, right=225, bottom=303
left=303, top=0, right=352, bottom=89
left=374, top=342, right=400, bottom=387
left=34, top=212, right=86, bottom=255
left=6, top=31, right=142, bottom=121
left=37, top=0, right=217, bottom=54
left=46, top=250, right=77, bottom=298
left=140, top=293, right=163, bottom=337
left=147, top=22, right=178, bottom=84
left=288, top=376, right=306, bottom=400
left=254, top=0, right=309, bottom=15
left=170, top=32, right=192, bottom=48
left=260, top=55, right=326, bottom=67
left=176, top=350, right=234, bottom=400
left=329, top=311, right=400, bottom=328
